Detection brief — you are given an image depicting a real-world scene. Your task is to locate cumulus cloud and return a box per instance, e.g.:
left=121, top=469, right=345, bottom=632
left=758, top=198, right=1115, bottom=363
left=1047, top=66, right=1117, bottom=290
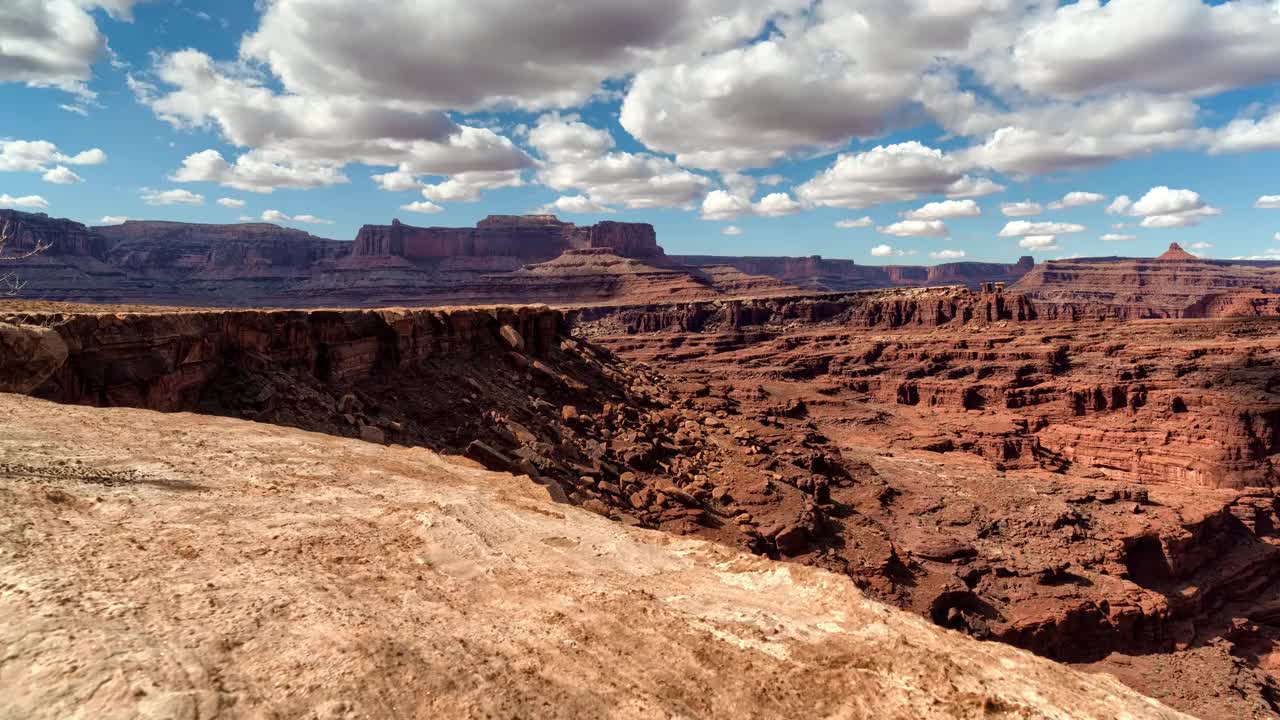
left=1102, top=233, right=1136, bottom=242
left=400, top=200, right=444, bottom=214
left=870, top=244, right=896, bottom=257
left=930, top=249, right=966, bottom=260
left=955, top=95, right=1200, bottom=176
left=1106, top=186, right=1223, bottom=228
left=722, top=225, right=744, bottom=236
left=217, top=197, right=246, bottom=209
left=1047, top=191, right=1107, bottom=209
left=999, top=221, right=1087, bottom=237
left=901, top=199, right=980, bottom=221
left=242, top=0, right=805, bottom=113
left=141, top=188, right=204, bottom=206
left=259, top=210, right=334, bottom=224
left=1256, top=195, right=1280, bottom=209
left=1188, top=242, right=1214, bottom=251
left=531, top=114, right=710, bottom=210
left=171, top=149, right=349, bottom=194
left=797, top=142, right=998, bottom=210
left=419, top=171, right=525, bottom=204
left=1211, top=106, right=1280, bottom=154
left=540, top=195, right=615, bottom=215
left=1018, top=235, right=1060, bottom=250
left=1011, top=0, right=1280, bottom=99
left=0, top=193, right=48, bottom=209
left=40, top=165, right=82, bottom=184
left=0, top=140, right=107, bottom=174
left=138, top=49, right=532, bottom=197
left=835, top=217, right=874, bottom=229
left=1000, top=200, right=1043, bottom=218
left=0, top=0, right=142, bottom=97
left=877, top=219, right=949, bottom=238
left=98, top=215, right=128, bottom=225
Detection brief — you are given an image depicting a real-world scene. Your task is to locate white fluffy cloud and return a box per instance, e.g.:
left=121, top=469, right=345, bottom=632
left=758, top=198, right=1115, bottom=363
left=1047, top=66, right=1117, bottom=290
left=877, top=219, right=949, bottom=238
left=261, top=210, right=333, bottom=225
left=139, top=49, right=532, bottom=197
left=930, top=249, right=966, bottom=260
left=1211, top=106, right=1280, bottom=154
left=1018, top=235, right=1060, bottom=250
left=999, top=221, right=1087, bottom=237
left=1011, top=0, right=1280, bottom=99
left=531, top=114, right=710, bottom=210
left=1102, top=233, right=1136, bottom=242
left=1048, top=191, right=1107, bottom=209
left=40, top=165, right=82, bottom=184
left=835, top=217, right=873, bottom=229
left=216, top=197, right=246, bottom=209
left=0, top=193, right=48, bottom=209
left=170, top=149, right=349, bottom=194
left=243, top=0, right=805, bottom=113
left=541, top=195, right=615, bottom=215
left=0, top=0, right=141, bottom=97
left=797, top=142, right=999, bottom=210
left=1001, top=201, right=1043, bottom=217
left=0, top=140, right=107, bottom=174
left=1255, top=195, right=1280, bottom=209
left=901, top=199, right=980, bottom=221
left=400, top=200, right=444, bottom=214
left=419, top=171, right=525, bottom=204
left=1107, top=186, right=1223, bottom=228
left=98, top=215, right=128, bottom=225
left=722, top=225, right=744, bottom=236
left=870, top=244, right=895, bottom=257
left=141, top=188, right=204, bottom=206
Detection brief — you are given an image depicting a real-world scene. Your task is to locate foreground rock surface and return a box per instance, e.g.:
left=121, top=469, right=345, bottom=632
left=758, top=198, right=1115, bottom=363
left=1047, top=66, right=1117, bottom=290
left=0, top=394, right=1187, bottom=719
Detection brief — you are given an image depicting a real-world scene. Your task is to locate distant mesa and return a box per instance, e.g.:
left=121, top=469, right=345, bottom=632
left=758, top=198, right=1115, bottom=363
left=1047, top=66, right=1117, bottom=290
left=1, top=208, right=1040, bottom=308
left=1155, top=242, right=1199, bottom=262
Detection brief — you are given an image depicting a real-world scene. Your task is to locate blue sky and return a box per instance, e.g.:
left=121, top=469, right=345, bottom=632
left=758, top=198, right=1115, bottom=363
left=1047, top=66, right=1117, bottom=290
left=3, top=0, right=1280, bottom=263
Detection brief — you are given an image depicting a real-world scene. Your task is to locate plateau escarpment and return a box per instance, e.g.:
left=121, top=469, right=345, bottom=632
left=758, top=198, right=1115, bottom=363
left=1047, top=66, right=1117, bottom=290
left=1014, top=243, right=1280, bottom=319
left=671, top=254, right=1036, bottom=292
left=3, top=209, right=1048, bottom=309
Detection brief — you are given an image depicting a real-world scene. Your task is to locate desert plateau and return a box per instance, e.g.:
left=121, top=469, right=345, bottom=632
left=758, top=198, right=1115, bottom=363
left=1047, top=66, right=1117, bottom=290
left=7, top=1, right=1280, bottom=718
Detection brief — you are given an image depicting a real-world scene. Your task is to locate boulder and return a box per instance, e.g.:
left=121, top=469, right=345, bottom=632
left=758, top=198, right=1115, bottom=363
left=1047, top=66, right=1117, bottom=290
left=0, top=322, right=68, bottom=394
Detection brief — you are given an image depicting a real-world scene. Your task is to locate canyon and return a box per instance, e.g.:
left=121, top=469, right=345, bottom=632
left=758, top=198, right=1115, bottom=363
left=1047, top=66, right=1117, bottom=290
left=3, top=282, right=1280, bottom=718
left=7, top=212, right=1280, bottom=717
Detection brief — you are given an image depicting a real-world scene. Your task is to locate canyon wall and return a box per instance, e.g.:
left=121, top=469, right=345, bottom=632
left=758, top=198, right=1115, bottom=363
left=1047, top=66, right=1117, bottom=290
left=1014, top=244, right=1280, bottom=319
left=351, top=215, right=662, bottom=261
left=11, top=305, right=563, bottom=412
left=669, top=254, right=1035, bottom=291
left=579, top=287, right=1280, bottom=490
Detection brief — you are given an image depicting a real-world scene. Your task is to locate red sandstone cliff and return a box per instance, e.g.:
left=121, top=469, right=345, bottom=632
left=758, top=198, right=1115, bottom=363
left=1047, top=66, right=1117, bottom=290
left=670, top=254, right=1035, bottom=292
left=351, top=215, right=662, bottom=262
left=1014, top=244, right=1280, bottom=319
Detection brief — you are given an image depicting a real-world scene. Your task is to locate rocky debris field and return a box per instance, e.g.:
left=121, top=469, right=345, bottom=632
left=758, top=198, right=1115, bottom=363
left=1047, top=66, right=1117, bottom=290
left=0, top=394, right=1193, bottom=720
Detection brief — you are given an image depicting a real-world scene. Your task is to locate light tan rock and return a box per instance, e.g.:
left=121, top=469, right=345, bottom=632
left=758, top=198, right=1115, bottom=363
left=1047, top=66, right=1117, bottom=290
left=0, top=394, right=1188, bottom=720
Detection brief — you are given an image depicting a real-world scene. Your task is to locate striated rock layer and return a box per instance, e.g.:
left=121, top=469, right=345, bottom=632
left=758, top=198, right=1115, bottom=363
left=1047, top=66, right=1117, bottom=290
left=671, top=253, right=1035, bottom=291
left=1014, top=243, right=1280, bottom=319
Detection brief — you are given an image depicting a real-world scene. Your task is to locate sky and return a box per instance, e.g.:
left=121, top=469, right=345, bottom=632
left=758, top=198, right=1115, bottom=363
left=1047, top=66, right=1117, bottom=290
left=2, top=0, right=1280, bottom=264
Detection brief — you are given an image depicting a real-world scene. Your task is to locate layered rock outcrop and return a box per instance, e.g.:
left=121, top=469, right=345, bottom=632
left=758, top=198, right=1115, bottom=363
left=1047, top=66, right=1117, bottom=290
left=1014, top=244, right=1280, bottom=319
left=670, top=254, right=1035, bottom=291
left=351, top=215, right=662, bottom=261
